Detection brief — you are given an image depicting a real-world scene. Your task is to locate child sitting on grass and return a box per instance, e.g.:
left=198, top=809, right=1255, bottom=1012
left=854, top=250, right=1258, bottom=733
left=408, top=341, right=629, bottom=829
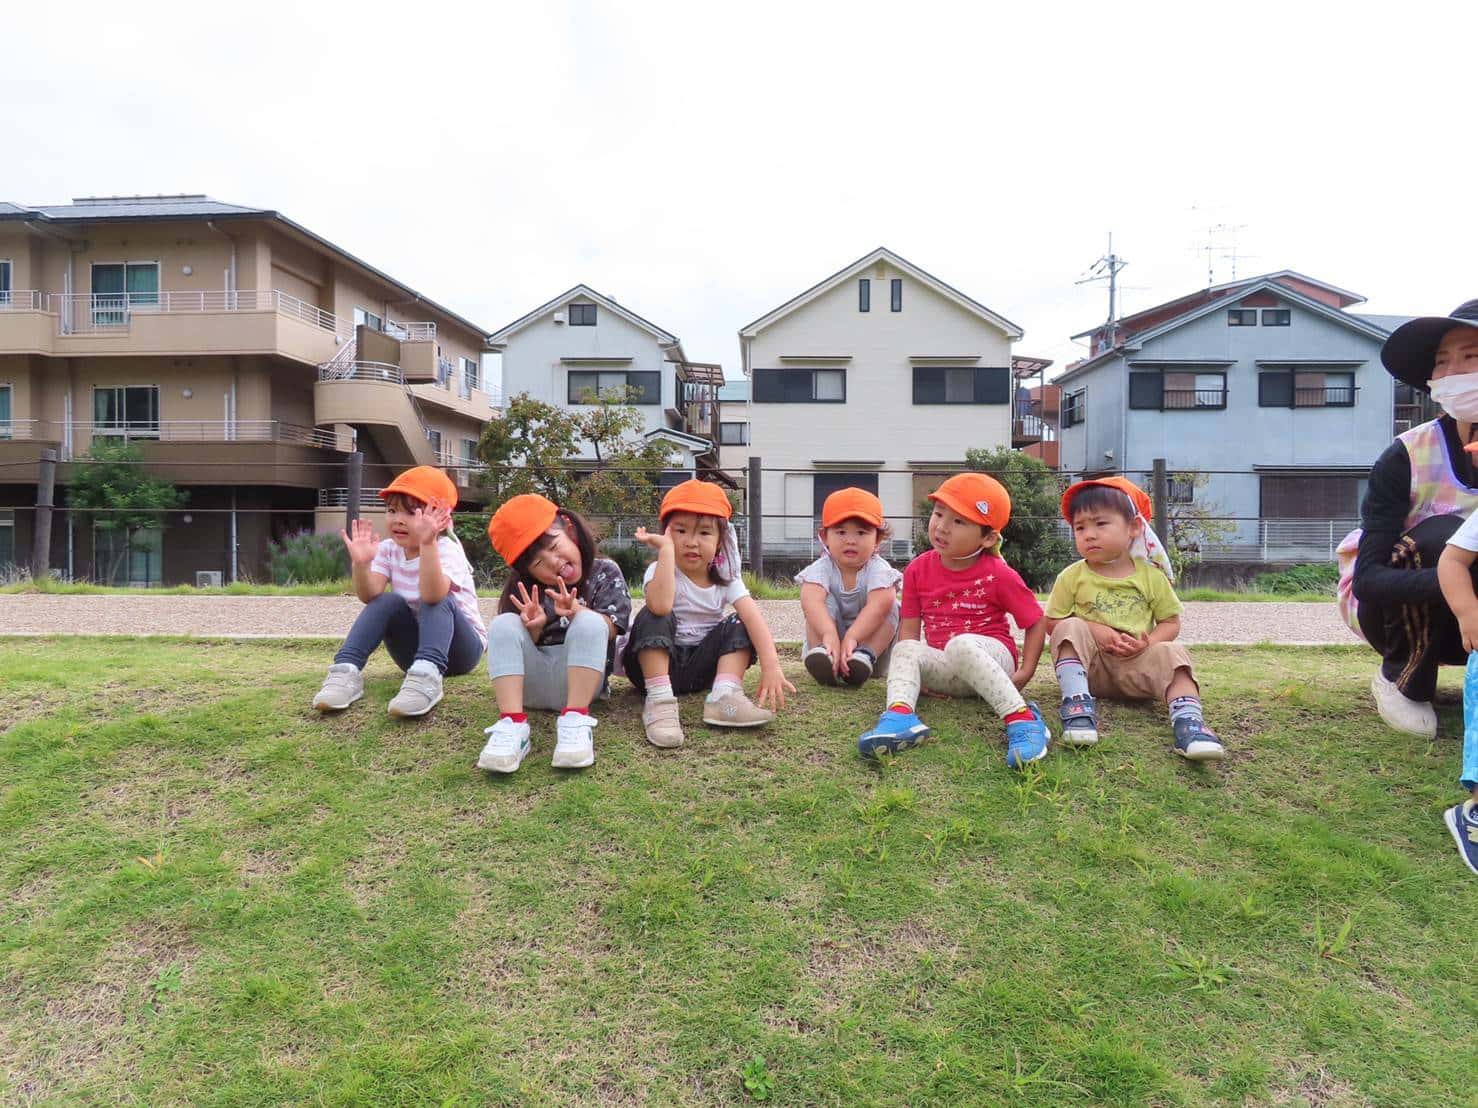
left=1432, top=509, right=1478, bottom=877
left=796, top=487, right=902, bottom=687
left=1044, top=476, right=1224, bottom=761
left=312, top=466, right=486, bottom=718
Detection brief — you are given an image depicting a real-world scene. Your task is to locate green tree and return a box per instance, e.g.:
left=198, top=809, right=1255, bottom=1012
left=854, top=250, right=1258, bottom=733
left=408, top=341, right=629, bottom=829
left=941, top=446, right=1073, bottom=590
left=67, top=439, right=188, bottom=583
left=1164, top=470, right=1235, bottom=576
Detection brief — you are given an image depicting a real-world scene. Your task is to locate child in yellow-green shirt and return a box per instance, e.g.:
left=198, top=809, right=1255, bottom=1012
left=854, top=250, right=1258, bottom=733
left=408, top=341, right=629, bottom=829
left=1044, top=477, right=1225, bottom=761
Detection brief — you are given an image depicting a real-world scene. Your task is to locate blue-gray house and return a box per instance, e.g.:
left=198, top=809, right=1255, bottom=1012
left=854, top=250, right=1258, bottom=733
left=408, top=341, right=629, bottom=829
left=1054, top=271, right=1425, bottom=564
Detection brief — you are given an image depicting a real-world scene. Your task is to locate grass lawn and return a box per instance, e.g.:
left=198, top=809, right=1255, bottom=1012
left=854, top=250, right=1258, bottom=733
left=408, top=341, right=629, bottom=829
left=0, top=578, right=352, bottom=597
left=2, top=639, right=1474, bottom=1104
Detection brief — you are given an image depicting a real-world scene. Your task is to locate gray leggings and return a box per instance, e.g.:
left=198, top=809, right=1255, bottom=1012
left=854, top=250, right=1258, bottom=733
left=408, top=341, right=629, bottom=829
left=334, top=591, right=485, bottom=676
left=486, top=608, right=611, bottom=711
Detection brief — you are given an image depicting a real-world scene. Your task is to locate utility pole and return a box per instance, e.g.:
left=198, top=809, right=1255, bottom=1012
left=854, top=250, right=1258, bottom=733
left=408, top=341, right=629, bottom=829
left=1076, top=234, right=1129, bottom=353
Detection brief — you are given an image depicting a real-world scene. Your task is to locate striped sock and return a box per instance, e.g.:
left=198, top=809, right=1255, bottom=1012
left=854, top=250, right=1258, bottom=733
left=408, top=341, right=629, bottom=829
left=1054, top=657, right=1089, bottom=700
left=1169, top=696, right=1203, bottom=726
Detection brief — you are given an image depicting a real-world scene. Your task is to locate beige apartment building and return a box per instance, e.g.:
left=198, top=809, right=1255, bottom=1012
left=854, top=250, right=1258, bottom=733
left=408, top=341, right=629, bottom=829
left=0, top=195, right=497, bottom=584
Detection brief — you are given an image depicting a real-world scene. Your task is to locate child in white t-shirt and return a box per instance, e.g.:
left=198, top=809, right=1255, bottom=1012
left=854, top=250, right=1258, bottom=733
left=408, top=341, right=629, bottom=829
left=620, top=479, right=794, bottom=749
left=312, top=466, right=486, bottom=719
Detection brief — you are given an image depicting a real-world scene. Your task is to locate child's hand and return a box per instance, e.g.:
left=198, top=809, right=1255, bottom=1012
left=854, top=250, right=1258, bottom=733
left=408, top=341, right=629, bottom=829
left=1010, top=662, right=1035, bottom=691
left=511, top=581, right=548, bottom=638
left=1113, top=632, right=1149, bottom=658
left=551, top=576, right=583, bottom=620
left=823, top=630, right=844, bottom=676
left=408, top=503, right=452, bottom=549
left=339, top=518, right=379, bottom=567
left=1460, top=611, right=1478, bottom=653
left=756, top=663, right=797, bottom=711
left=633, top=526, right=673, bottom=553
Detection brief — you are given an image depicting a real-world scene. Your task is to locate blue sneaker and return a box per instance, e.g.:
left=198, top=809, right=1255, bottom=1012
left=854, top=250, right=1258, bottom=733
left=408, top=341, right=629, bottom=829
left=1005, top=702, right=1050, bottom=768
left=1172, top=715, right=1227, bottom=761
left=1058, top=693, right=1099, bottom=747
left=858, top=710, right=930, bottom=759
left=1444, top=799, right=1478, bottom=877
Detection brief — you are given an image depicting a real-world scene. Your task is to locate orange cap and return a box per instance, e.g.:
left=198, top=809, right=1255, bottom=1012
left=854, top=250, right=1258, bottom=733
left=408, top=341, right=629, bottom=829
left=659, top=478, right=732, bottom=521
left=379, top=465, right=457, bottom=510
left=928, top=472, right=1011, bottom=532
left=1060, top=476, right=1152, bottom=523
left=488, top=493, right=559, bottom=565
left=821, top=487, right=885, bottom=529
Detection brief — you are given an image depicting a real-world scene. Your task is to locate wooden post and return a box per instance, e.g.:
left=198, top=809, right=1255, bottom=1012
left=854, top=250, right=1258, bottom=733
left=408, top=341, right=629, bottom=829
left=747, top=455, right=763, bottom=579
left=31, top=448, right=57, bottom=578
left=345, top=451, right=364, bottom=531
left=1151, top=457, right=1169, bottom=549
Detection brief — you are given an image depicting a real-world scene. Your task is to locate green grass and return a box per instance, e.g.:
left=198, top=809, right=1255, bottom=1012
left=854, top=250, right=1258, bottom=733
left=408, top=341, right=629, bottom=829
left=0, top=577, right=351, bottom=597
left=1177, top=587, right=1333, bottom=603
left=2, top=639, right=1475, bottom=1103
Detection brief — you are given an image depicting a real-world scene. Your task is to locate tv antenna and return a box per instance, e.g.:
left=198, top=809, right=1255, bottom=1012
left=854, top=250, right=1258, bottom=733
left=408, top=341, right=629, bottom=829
left=1197, top=222, right=1252, bottom=286
left=1076, top=233, right=1129, bottom=348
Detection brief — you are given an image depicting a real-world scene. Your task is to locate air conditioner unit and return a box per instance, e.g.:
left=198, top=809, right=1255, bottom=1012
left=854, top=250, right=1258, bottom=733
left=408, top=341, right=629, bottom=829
left=195, top=571, right=223, bottom=588
left=552, top=311, right=567, bottom=324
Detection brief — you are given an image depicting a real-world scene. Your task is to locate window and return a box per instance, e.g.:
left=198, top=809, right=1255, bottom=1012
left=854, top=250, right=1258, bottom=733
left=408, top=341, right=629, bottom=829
left=1168, top=476, right=1195, bottom=504
left=1227, top=309, right=1257, bottom=326
left=752, top=368, right=847, bottom=403
left=1261, top=309, right=1291, bottom=326
left=719, top=421, right=749, bottom=446
left=890, top=278, right=902, bottom=312
left=461, top=438, right=478, bottom=466
left=427, top=429, right=443, bottom=458
left=1261, top=476, right=1359, bottom=519
left=1260, top=369, right=1357, bottom=408
left=814, top=472, right=879, bottom=526
left=0, top=509, right=12, bottom=569
left=94, top=525, right=162, bottom=586
left=93, top=386, right=159, bottom=437
left=353, top=307, right=383, bottom=332
left=1130, top=371, right=1225, bottom=410
left=0, top=384, right=10, bottom=439
left=0, top=260, right=10, bottom=306
left=91, top=262, right=159, bottom=325
left=858, top=279, right=870, bottom=313
left=462, top=356, right=481, bottom=391
left=1061, top=389, right=1085, bottom=428
left=567, top=370, right=661, bottom=405
left=912, top=366, right=1011, bottom=405
left=568, top=303, right=597, bottom=326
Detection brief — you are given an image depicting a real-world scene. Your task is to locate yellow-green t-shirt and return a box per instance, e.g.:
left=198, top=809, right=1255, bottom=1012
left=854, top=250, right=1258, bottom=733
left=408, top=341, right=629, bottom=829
left=1044, top=557, right=1182, bottom=637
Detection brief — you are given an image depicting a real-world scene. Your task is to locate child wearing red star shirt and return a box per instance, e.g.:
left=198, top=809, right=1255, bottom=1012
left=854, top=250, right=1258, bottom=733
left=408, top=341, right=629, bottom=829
left=856, top=473, right=1050, bottom=768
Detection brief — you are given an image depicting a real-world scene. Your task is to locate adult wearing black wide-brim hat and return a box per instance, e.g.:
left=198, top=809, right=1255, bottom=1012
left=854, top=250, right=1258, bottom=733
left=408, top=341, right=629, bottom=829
left=1339, top=301, right=1478, bottom=739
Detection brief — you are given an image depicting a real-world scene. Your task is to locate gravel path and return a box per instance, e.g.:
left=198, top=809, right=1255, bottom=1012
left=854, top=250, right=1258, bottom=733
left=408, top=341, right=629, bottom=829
left=0, top=595, right=1356, bottom=646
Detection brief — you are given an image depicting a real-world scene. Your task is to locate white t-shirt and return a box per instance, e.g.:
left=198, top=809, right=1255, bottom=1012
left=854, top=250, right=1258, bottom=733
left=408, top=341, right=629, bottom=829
left=643, top=560, right=749, bottom=646
left=370, top=535, right=487, bottom=646
left=1449, top=511, right=1478, bottom=553
left=794, top=552, right=902, bottom=628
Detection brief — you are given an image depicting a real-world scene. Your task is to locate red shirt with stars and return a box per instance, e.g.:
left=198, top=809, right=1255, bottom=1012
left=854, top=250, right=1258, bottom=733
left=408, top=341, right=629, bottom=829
left=900, top=550, right=1044, bottom=660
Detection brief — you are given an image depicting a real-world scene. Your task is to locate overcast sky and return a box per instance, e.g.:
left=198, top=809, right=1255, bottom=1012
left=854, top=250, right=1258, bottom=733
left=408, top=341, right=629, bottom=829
left=6, top=1, right=1474, bottom=388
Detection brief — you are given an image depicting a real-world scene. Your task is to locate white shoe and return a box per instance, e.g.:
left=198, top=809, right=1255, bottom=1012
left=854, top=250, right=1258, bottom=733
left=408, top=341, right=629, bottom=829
left=388, top=660, right=444, bottom=718
left=552, top=711, right=597, bottom=769
left=312, top=663, right=363, bottom=711
left=1370, top=670, right=1437, bottom=738
left=477, top=717, right=532, bottom=774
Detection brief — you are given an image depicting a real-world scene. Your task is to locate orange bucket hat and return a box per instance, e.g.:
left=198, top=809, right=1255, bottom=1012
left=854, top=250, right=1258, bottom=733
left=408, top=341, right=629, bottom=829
left=659, top=478, right=732, bottom=522
left=488, top=493, right=559, bottom=565
left=821, top=487, right=885, bottom=529
left=379, top=465, right=457, bottom=509
left=1059, top=475, right=1152, bottom=523
left=928, top=473, right=1011, bottom=531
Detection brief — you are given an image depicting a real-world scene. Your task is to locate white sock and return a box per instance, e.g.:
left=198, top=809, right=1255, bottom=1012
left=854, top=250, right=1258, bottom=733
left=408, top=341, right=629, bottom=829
left=706, top=674, right=742, bottom=703
left=408, top=659, right=440, bottom=678
left=645, top=675, right=675, bottom=703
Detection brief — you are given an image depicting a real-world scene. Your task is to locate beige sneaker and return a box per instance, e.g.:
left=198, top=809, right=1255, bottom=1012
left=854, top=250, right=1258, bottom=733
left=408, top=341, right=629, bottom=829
left=387, top=662, right=444, bottom=718
left=702, top=689, right=775, bottom=728
left=312, top=663, right=363, bottom=711
left=642, top=697, right=685, bottom=748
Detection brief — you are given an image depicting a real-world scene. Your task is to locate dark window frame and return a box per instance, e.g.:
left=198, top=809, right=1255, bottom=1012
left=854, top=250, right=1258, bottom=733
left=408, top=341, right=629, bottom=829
left=1168, top=476, right=1195, bottom=504
left=718, top=421, right=749, bottom=445
left=890, top=278, right=902, bottom=312
left=1261, top=308, right=1291, bottom=326
left=1227, top=309, right=1258, bottom=326
left=911, top=365, right=1011, bottom=405
left=1061, top=389, right=1085, bottom=428
left=1259, top=369, right=1358, bottom=409
left=567, top=369, right=662, bottom=406
left=568, top=302, right=597, bottom=326
left=858, top=279, right=870, bottom=313
left=1130, top=370, right=1227, bottom=411
left=752, top=367, right=848, bottom=404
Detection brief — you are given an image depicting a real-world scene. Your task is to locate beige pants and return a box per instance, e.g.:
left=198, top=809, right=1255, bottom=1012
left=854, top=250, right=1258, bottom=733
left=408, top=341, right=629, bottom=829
left=885, top=634, right=1026, bottom=717
left=1049, top=617, right=1195, bottom=702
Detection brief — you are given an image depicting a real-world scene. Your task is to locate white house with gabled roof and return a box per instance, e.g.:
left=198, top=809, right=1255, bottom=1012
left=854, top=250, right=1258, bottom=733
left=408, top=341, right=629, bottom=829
left=489, top=284, right=727, bottom=480
left=739, top=247, right=1028, bottom=556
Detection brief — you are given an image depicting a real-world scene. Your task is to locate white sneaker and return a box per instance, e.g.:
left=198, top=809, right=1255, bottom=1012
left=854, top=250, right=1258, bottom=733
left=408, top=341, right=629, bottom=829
left=1370, top=669, right=1436, bottom=738
left=312, top=663, right=363, bottom=711
left=477, top=717, right=532, bottom=774
left=388, top=660, right=444, bottom=718
left=552, top=711, right=597, bottom=769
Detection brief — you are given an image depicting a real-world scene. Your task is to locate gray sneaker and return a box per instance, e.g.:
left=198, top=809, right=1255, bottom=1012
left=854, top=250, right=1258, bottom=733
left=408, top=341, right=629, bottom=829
left=387, top=662, right=444, bottom=718
left=312, top=663, right=363, bottom=711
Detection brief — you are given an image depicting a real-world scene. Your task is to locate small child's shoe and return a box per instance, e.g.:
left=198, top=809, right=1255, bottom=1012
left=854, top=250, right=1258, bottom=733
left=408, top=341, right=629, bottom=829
left=702, top=689, right=774, bottom=728
left=1005, top=703, right=1051, bottom=768
left=1443, top=799, right=1478, bottom=876
left=858, top=710, right=930, bottom=759
left=1058, top=693, right=1099, bottom=746
left=1172, top=715, right=1227, bottom=761
left=552, top=711, right=597, bottom=769
left=312, top=663, right=363, bottom=711
left=642, top=698, right=685, bottom=749
left=841, top=646, right=875, bottom=688
left=477, top=717, right=532, bottom=774
left=804, top=645, right=839, bottom=687
left=387, top=661, right=443, bottom=718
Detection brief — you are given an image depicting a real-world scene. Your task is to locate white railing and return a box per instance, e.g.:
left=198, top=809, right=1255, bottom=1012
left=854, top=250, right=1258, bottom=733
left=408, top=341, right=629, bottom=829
left=386, top=319, right=436, bottom=342
left=316, top=360, right=405, bottom=384
left=0, top=419, right=56, bottom=441
left=320, top=337, right=358, bottom=379
left=318, top=487, right=385, bottom=508
left=0, top=290, right=45, bottom=311
left=48, top=289, right=352, bottom=338
left=67, top=419, right=342, bottom=449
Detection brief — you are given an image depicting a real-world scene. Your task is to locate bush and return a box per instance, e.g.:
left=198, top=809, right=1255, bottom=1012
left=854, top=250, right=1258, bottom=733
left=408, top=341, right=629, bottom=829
left=266, top=532, right=350, bottom=585
left=1253, top=563, right=1339, bottom=596
left=601, top=542, right=650, bottom=587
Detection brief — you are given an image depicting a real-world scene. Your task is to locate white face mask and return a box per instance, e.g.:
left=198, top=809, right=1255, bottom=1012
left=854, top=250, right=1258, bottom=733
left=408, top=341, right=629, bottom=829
left=1427, top=374, right=1478, bottom=421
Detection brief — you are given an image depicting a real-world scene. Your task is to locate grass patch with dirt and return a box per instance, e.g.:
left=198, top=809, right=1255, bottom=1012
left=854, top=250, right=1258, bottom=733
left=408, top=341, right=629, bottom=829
left=1, top=638, right=1474, bottom=1103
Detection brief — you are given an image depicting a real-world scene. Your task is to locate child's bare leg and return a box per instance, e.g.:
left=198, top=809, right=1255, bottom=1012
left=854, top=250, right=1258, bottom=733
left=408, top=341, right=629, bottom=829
left=715, top=649, right=749, bottom=681
left=493, top=675, right=524, bottom=716
left=1165, top=666, right=1199, bottom=704
left=638, top=648, right=671, bottom=680
left=861, top=621, right=897, bottom=659
left=565, top=666, right=602, bottom=710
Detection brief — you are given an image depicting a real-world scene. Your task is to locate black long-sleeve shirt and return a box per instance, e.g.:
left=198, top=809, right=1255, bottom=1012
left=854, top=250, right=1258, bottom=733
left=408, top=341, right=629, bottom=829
left=1353, top=416, right=1478, bottom=606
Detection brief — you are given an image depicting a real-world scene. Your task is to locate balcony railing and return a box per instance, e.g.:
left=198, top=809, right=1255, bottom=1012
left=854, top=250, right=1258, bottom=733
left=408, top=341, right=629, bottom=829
left=37, top=290, right=353, bottom=338
left=1012, top=414, right=1057, bottom=442
left=317, top=360, right=405, bottom=384
left=0, top=419, right=57, bottom=441
left=318, top=487, right=385, bottom=508
left=385, top=319, right=436, bottom=342
left=75, top=419, right=342, bottom=448
left=1161, top=388, right=1228, bottom=410
left=0, top=289, right=45, bottom=311
left=1293, top=386, right=1357, bottom=408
